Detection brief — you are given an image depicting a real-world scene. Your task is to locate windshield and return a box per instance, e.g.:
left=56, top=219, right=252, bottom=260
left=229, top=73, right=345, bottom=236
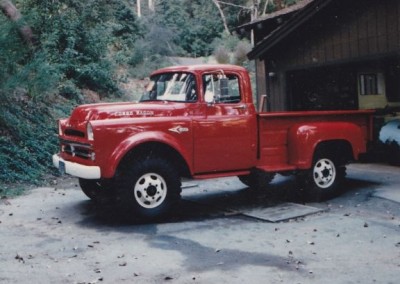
left=140, top=72, right=197, bottom=102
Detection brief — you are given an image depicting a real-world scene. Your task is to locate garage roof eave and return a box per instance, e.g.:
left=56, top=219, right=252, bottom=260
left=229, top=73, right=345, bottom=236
left=237, top=0, right=315, bottom=32
left=247, top=0, right=334, bottom=60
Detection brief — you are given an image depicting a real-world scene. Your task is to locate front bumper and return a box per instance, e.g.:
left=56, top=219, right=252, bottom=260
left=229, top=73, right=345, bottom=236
left=52, top=154, right=101, bottom=179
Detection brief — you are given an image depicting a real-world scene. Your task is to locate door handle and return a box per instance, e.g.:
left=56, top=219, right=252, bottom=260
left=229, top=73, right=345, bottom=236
left=233, top=105, right=246, bottom=110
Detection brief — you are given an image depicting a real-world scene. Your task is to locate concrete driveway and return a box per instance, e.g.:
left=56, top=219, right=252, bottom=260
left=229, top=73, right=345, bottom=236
left=0, top=163, right=399, bottom=283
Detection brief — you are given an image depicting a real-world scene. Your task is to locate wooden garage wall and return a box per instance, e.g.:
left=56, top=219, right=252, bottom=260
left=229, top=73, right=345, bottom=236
left=261, top=0, right=400, bottom=111
left=278, top=0, right=400, bottom=68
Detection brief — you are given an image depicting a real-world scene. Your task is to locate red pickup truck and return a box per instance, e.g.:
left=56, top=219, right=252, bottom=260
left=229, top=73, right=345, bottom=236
left=53, top=64, right=374, bottom=220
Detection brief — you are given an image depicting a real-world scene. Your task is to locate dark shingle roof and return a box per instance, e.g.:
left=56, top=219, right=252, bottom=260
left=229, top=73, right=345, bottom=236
left=245, top=0, right=333, bottom=60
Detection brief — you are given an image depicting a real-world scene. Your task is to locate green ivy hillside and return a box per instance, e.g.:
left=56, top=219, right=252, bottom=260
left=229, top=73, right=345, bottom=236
left=0, top=0, right=260, bottom=194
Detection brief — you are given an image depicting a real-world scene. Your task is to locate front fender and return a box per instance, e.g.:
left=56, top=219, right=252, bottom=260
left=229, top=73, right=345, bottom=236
left=288, top=122, right=365, bottom=169
left=103, top=130, right=192, bottom=178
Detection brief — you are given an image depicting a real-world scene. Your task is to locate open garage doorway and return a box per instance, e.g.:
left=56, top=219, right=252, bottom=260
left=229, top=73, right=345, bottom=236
left=287, top=66, right=358, bottom=111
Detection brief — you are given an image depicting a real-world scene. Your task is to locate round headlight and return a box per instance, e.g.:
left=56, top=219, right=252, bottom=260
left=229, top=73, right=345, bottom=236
left=58, top=120, right=63, bottom=136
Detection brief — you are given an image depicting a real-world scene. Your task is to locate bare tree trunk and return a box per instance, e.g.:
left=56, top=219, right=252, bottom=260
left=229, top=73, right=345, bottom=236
left=262, top=0, right=272, bottom=15
left=212, top=0, right=230, bottom=34
left=137, top=0, right=141, bottom=17
left=0, top=0, right=35, bottom=45
left=252, top=0, right=259, bottom=21
left=148, top=0, right=154, bottom=11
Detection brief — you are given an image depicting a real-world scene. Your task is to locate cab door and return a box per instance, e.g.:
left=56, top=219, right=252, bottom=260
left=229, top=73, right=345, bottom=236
left=193, top=73, right=257, bottom=174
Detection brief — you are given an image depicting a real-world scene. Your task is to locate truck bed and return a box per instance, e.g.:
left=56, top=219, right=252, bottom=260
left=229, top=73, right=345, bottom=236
left=256, top=110, right=374, bottom=171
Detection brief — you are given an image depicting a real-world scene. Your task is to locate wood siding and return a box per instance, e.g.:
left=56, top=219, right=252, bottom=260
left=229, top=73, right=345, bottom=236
left=276, top=0, right=400, bottom=69
left=257, top=0, right=400, bottom=111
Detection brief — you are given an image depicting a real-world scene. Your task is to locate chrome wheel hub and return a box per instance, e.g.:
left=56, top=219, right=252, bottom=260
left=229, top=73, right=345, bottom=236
left=134, top=173, right=167, bottom=209
left=313, top=158, right=336, bottom=189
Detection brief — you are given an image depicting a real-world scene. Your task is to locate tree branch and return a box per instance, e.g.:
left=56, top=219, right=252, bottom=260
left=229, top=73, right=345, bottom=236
left=1, top=0, right=35, bottom=45
left=212, top=0, right=230, bottom=34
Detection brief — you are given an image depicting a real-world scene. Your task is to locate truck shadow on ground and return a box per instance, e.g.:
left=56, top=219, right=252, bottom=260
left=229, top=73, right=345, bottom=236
left=68, top=176, right=380, bottom=277
left=74, top=200, right=310, bottom=275
left=78, top=175, right=378, bottom=225
left=148, top=234, right=306, bottom=273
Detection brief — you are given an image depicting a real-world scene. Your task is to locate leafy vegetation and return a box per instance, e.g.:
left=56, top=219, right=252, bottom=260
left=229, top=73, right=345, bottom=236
left=0, top=94, right=68, bottom=183
left=0, top=0, right=292, bottom=194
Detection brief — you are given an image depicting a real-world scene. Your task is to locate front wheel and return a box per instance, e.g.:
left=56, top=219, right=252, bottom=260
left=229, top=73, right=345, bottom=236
left=299, top=151, right=346, bottom=201
left=79, top=178, right=113, bottom=202
left=116, top=157, right=181, bottom=221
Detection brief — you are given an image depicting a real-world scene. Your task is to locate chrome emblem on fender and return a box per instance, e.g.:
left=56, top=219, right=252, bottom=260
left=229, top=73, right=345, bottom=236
left=136, top=110, right=154, bottom=116
left=114, top=111, right=134, bottom=117
left=169, top=126, right=189, bottom=134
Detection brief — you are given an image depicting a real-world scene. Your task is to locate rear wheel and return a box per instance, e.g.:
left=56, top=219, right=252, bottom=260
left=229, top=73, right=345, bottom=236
left=386, top=141, right=400, bottom=166
left=116, top=157, right=181, bottom=221
left=300, top=150, right=346, bottom=201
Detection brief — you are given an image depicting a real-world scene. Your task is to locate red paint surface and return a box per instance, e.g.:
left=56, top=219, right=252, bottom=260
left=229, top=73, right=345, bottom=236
left=56, top=65, right=374, bottom=179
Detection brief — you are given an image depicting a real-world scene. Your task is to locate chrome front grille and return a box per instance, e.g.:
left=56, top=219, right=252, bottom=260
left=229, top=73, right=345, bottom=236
left=60, top=139, right=94, bottom=160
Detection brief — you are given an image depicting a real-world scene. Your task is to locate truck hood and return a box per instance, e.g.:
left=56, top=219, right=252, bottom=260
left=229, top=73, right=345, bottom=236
left=68, top=101, right=190, bottom=123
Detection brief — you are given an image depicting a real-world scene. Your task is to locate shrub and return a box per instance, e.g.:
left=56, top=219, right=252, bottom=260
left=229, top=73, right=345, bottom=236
left=0, top=93, right=73, bottom=186
left=233, top=40, right=252, bottom=66
left=212, top=33, right=251, bottom=66
left=214, top=46, right=231, bottom=64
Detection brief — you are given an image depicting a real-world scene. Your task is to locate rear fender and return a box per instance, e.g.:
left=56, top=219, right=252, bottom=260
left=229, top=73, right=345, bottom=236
left=102, top=131, right=192, bottom=178
left=288, top=122, right=365, bottom=169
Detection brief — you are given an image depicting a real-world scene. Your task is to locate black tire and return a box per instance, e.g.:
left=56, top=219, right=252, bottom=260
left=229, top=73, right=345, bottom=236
left=116, top=157, right=181, bottom=221
left=300, top=149, right=346, bottom=201
left=238, top=169, right=275, bottom=192
left=79, top=178, right=113, bottom=201
left=386, top=141, right=400, bottom=166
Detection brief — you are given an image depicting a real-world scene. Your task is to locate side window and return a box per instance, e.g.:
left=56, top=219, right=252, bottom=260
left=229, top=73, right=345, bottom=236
left=202, top=74, right=241, bottom=103
left=225, top=75, right=241, bottom=103
left=359, top=73, right=378, bottom=96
